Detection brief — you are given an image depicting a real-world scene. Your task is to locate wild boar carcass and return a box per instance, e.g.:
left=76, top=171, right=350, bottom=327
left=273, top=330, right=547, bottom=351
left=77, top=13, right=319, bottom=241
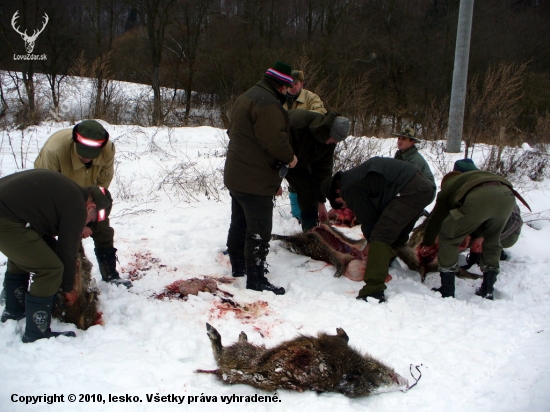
left=198, top=323, right=409, bottom=398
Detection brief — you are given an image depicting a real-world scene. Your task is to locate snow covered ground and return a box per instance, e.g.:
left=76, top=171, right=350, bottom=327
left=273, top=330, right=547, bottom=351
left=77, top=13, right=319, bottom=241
left=1, top=119, right=549, bottom=412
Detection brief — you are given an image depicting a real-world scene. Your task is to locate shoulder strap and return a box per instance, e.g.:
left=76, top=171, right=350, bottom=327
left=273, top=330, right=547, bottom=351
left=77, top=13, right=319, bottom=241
left=510, top=188, right=531, bottom=212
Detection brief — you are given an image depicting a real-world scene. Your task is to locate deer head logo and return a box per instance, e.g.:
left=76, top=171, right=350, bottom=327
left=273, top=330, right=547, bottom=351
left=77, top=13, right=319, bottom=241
left=11, top=10, right=49, bottom=54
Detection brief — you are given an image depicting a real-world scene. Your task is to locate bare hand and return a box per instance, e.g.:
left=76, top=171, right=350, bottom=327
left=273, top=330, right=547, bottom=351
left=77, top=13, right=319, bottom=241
left=275, top=187, right=283, bottom=196
left=63, top=290, right=78, bottom=306
left=360, top=242, right=370, bottom=258
left=289, top=155, right=298, bottom=168
left=318, top=203, right=328, bottom=222
left=82, top=227, right=92, bottom=238
left=335, top=197, right=347, bottom=208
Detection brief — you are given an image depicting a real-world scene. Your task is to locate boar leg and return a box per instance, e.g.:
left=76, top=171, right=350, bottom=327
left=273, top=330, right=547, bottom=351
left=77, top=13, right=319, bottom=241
left=206, top=323, right=223, bottom=360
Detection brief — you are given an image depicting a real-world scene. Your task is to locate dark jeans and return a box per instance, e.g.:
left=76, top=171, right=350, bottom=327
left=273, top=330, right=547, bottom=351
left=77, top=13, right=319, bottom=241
left=285, top=167, right=319, bottom=220
left=226, top=191, right=274, bottom=267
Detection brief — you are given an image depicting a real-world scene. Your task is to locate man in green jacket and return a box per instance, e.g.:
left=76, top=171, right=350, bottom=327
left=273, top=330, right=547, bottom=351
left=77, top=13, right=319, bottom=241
left=321, top=157, right=435, bottom=303
left=393, top=125, right=436, bottom=191
left=420, top=170, right=516, bottom=300
left=452, top=159, right=522, bottom=268
left=286, top=109, right=350, bottom=231
left=34, top=120, right=131, bottom=288
left=0, top=169, right=110, bottom=342
left=224, top=61, right=298, bottom=295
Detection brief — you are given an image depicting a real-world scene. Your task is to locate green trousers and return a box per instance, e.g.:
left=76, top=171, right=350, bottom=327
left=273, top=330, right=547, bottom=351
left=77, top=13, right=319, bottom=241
left=90, top=217, right=115, bottom=249
left=0, top=218, right=63, bottom=297
left=438, top=185, right=515, bottom=273
left=358, top=241, right=396, bottom=297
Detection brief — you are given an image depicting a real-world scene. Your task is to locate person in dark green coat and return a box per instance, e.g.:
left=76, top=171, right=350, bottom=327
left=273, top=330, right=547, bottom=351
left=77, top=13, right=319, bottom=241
left=452, top=159, right=522, bottom=268
left=393, top=125, right=436, bottom=192
left=0, top=169, right=110, bottom=342
left=420, top=170, right=516, bottom=300
left=286, top=109, right=350, bottom=231
left=321, top=157, right=435, bottom=303
left=224, top=61, right=298, bottom=295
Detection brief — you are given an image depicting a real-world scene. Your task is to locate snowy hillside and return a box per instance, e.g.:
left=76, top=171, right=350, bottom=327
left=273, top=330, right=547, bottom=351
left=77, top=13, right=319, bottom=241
left=0, top=119, right=549, bottom=412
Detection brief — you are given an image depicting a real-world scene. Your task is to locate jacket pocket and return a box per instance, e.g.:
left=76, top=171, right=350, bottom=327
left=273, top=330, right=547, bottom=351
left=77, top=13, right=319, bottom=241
left=449, top=208, right=464, bottom=221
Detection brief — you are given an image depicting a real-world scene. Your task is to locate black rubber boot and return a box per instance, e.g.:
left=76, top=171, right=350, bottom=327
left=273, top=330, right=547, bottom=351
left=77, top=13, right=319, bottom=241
left=461, top=252, right=481, bottom=270
left=95, top=247, right=133, bottom=288
left=432, top=272, right=456, bottom=298
left=228, top=254, right=245, bottom=277
left=1, top=272, right=29, bottom=323
left=356, top=291, right=386, bottom=304
left=476, top=271, right=498, bottom=300
left=246, top=264, right=285, bottom=295
left=22, top=294, right=76, bottom=343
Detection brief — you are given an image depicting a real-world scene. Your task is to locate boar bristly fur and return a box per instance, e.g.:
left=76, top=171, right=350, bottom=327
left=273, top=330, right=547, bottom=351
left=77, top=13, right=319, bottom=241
left=201, top=323, right=408, bottom=398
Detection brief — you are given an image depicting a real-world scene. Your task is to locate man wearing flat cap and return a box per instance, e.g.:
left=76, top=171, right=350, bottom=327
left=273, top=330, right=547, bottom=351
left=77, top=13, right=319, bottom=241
left=0, top=169, right=110, bottom=342
left=283, top=70, right=326, bottom=114
left=224, top=61, right=298, bottom=295
left=286, top=109, right=350, bottom=231
left=34, top=120, right=131, bottom=288
left=393, top=125, right=436, bottom=191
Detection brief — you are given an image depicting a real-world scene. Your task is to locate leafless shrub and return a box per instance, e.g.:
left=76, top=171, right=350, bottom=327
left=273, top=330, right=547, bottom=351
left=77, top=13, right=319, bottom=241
left=333, top=136, right=384, bottom=171
left=481, top=145, right=549, bottom=182
left=0, top=126, right=35, bottom=170
left=421, top=95, right=450, bottom=141
left=156, top=157, right=224, bottom=202
left=293, top=51, right=372, bottom=136
left=532, top=111, right=550, bottom=144
left=424, top=140, right=455, bottom=177
left=523, top=209, right=550, bottom=230
left=464, top=62, right=526, bottom=157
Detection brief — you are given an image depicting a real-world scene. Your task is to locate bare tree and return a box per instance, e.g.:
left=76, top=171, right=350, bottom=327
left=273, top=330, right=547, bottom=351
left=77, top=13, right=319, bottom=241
left=131, top=0, right=178, bottom=126
left=167, top=0, right=212, bottom=124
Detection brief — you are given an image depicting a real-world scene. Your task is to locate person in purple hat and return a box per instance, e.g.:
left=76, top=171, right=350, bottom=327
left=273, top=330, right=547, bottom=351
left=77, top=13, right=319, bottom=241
left=224, top=61, right=298, bottom=295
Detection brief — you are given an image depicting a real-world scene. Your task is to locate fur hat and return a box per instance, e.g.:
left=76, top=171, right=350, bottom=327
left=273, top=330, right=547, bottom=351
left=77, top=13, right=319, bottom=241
left=73, top=120, right=109, bottom=159
left=453, top=158, right=479, bottom=173
left=265, top=61, right=293, bottom=87
left=330, top=116, right=350, bottom=142
left=392, top=125, right=420, bottom=143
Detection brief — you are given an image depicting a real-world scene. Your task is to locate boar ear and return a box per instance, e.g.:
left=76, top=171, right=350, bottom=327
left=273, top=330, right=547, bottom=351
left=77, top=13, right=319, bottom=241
left=238, top=331, right=248, bottom=342
left=336, top=328, right=349, bottom=343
